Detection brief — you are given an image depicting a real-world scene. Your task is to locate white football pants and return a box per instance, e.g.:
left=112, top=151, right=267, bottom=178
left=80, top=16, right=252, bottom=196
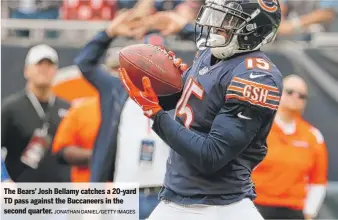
left=146, top=198, right=264, bottom=220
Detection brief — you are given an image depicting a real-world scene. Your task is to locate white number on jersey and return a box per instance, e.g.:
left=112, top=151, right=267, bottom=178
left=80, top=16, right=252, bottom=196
left=175, top=77, right=204, bottom=128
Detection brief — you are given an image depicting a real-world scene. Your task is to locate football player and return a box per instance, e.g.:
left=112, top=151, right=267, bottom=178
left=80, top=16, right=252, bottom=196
left=119, top=0, right=283, bottom=219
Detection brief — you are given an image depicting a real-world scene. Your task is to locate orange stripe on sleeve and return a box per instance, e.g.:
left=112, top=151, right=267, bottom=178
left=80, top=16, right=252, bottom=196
left=267, top=95, right=280, bottom=101
left=227, top=85, right=244, bottom=93
left=226, top=94, right=279, bottom=110
left=233, top=77, right=279, bottom=92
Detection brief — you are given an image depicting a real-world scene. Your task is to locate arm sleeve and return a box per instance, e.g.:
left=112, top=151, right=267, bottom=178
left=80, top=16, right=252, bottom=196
left=74, top=31, right=121, bottom=94
left=303, top=128, right=328, bottom=217
left=52, top=104, right=80, bottom=154
left=152, top=104, right=265, bottom=174
left=308, top=128, right=328, bottom=185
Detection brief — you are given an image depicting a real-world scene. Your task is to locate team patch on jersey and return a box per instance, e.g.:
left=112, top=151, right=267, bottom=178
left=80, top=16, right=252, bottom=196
left=226, top=76, right=280, bottom=110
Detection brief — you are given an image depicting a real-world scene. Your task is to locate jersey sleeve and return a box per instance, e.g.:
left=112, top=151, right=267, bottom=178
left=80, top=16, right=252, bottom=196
left=308, top=127, right=328, bottom=184
left=52, top=104, right=80, bottom=154
left=152, top=101, right=266, bottom=173
left=225, top=70, right=281, bottom=113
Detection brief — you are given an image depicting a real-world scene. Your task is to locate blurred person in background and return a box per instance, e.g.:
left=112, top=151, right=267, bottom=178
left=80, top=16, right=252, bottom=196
left=52, top=48, right=121, bottom=182
left=52, top=97, right=99, bottom=182
left=278, top=0, right=337, bottom=40
left=129, top=0, right=203, bottom=40
left=7, top=0, right=62, bottom=38
left=1, top=44, right=71, bottom=182
left=252, top=75, right=328, bottom=220
left=74, top=12, right=174, bottom=219
left=118, top=0, right=184, bottom=19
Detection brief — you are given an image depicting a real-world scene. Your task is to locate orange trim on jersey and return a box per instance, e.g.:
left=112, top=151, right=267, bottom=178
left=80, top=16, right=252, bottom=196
left=226, top=94, right=279, bottom=110
left=267, top=95, right=280, bottom=101
left=245, top=57, right=272, bottom=72
left=227, top=85, right=244, bottom=93
left=233, top=77, right=279, bottom=92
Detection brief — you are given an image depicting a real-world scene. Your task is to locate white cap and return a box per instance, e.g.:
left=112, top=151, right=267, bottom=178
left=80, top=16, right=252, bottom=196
left=25, top=44, right=58, bottom=66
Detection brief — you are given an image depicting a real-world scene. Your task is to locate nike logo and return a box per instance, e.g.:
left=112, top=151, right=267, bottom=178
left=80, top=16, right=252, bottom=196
left=237, top=112, right=251, bottom=120
left=249, top=73, right=265, bottom=79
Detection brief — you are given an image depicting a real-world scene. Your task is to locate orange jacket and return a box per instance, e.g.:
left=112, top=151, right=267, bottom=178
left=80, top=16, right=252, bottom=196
left=252, top=116, right=328, bottom=210
left=53, top=97, right=101, bottom=182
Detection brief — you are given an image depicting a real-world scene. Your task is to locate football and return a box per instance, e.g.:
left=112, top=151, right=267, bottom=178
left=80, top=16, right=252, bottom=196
left=119, top=44, right=183, bottom=96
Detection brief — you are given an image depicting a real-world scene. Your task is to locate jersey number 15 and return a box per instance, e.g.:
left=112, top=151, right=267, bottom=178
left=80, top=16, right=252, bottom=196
left=175, top=77, right=204, bottom=128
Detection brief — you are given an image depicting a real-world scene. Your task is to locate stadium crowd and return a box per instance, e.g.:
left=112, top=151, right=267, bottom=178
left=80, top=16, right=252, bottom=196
left=1, top=0, right=337, bottom=220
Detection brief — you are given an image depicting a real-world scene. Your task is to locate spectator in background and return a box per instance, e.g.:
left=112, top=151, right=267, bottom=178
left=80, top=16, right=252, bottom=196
left=52, top=47, right=121, bottom=182
left=130, top=0, right=202, bottom=40
left=74, top=11, right=174, bottom=219
left=252, top=75, right=328, bottom=220
left=1, top=44, right=71, bottom=182
left=278, top=0, right=337, bottom=40
left=118, top=0, right=184, bottom=18
left=52, top=97, right=99, bottom=182
left=7, top=0, right=62, bottom=38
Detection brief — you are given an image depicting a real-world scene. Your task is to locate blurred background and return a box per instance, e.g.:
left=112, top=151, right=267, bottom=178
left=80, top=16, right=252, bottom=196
left=1, top=0, right=338, bottom=219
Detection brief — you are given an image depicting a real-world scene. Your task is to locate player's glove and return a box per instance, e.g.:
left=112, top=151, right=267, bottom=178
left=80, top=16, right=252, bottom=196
left=119, top=68, right=162, bottom=118
left=167, top=50, right=188, bottom=75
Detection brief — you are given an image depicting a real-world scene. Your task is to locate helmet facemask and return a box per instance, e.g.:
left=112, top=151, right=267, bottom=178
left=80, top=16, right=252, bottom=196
left=195, top=0, right=261, bottom=59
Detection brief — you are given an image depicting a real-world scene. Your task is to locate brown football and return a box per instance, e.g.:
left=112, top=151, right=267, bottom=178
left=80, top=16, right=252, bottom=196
left=119, top=44, right=183, bottom=96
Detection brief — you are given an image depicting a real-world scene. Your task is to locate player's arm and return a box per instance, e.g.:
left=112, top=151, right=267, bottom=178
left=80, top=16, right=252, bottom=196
left=53, top=103, right=91, bottom=166
left=152, top=103, right=268, bottom=173
left=74, top=30, right=119, bottom=93
left=297, top=0, right=336, bottom=28
left=303, top=128, right=328, bottom=219
left=152, top=74, right=280, bottom=174
left=74, top=11, right=133, bottom=93
left=120, top=67, right=281, bottom=174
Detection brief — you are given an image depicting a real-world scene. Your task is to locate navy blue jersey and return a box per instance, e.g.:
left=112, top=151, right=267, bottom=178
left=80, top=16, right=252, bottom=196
left=152, top=48, right=283, bottom=205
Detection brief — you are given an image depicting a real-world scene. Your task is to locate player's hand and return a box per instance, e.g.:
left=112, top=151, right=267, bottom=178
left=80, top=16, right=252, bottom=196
left=105, top=10, right=135, bottom=38
left=167, top=50, right=188, bottom=75
left=119, top=68, right=162, bottom=118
